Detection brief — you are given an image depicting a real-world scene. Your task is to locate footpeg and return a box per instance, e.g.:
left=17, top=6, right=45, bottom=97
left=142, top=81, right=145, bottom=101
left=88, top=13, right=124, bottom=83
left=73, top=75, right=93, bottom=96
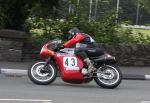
left=81, top=68, right=88, bottom=75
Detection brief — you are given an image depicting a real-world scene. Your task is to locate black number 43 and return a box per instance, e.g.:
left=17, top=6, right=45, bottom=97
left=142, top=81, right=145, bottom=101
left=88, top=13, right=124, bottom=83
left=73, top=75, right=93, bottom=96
left=65, top=58, right=75, bottom=66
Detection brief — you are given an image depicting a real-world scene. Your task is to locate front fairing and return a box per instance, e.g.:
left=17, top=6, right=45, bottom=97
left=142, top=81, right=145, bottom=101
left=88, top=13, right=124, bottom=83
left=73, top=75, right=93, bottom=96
left=54, top=52, right=84, bottom=83
left=40, top=39, right=62, bottom=59
left=40, top=44, right=54, bottom=59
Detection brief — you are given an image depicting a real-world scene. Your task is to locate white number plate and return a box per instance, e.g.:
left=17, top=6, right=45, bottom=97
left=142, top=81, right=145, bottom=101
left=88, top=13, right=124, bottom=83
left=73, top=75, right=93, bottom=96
left=63, top=57, right=79, bottom=70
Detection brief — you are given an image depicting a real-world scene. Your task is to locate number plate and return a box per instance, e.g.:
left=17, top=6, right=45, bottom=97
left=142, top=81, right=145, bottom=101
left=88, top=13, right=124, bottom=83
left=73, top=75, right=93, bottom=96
left=63, top=57, right=79, bottom=70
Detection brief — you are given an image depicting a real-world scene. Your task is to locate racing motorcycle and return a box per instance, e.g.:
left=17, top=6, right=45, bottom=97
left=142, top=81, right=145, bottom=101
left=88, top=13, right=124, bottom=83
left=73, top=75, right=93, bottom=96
left=28, top=39, right=122, bottom=89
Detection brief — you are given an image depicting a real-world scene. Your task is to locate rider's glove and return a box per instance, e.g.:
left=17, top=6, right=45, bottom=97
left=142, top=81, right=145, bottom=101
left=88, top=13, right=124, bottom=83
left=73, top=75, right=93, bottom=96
left=54, top=44, right=64, bottom=52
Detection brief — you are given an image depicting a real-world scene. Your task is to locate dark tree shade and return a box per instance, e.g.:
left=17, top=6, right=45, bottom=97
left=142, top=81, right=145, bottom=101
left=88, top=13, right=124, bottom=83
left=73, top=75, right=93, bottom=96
left=0, top=0, right=60, bottom=30
left=0, top=0, right=29, bottom=30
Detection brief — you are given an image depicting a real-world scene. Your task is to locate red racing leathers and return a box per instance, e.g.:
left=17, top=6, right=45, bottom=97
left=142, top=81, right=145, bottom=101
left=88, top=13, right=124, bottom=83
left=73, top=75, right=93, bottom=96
left=62, top=32, right=104, bottom=59
left=62, top=32, right=105, bottom=74
left=63, top=33, right=85, bottom=48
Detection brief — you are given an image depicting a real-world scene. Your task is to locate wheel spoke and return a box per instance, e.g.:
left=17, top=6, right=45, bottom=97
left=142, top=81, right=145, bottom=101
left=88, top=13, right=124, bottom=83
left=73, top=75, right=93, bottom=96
left=30, top=62, right=55, bottom=82
left=96, top=65, right=120, bottom=85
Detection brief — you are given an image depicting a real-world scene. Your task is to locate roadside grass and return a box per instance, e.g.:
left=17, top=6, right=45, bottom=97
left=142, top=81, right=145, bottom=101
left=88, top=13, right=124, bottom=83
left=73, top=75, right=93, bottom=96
left=131, top=28, right=150, bottom=44
left=117, top=27, right=150, bottom=44
left=132, top=28, right=150, bottom=36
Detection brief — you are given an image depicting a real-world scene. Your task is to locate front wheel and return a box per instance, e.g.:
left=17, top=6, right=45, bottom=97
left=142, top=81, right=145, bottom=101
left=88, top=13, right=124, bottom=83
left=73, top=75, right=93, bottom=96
left=93, top=65, right=122, bottom=89
left=28, top=61, right=57, bottom=85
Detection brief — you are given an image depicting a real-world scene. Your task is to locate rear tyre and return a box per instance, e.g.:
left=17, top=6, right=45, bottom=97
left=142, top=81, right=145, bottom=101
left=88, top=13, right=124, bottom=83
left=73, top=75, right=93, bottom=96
left=94, top=65, right=122, bottom=89
left=28, top=61, right=57, bottom=85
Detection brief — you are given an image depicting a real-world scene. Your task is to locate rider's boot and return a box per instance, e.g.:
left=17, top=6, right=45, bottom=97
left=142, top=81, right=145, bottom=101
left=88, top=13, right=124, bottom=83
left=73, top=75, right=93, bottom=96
left=84, top=58, right=96, bottom=76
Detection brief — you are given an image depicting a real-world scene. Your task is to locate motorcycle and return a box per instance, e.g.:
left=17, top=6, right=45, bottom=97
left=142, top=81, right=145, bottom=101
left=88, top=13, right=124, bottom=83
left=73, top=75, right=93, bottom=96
left=28, top=39, right=122, bottom=89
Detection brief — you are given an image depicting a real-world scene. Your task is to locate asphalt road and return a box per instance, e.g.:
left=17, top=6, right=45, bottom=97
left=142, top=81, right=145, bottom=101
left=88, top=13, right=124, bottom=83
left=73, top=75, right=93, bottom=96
left=0, top=76, right=150, bottom=103
left=1, top=61, right=150, bottom=75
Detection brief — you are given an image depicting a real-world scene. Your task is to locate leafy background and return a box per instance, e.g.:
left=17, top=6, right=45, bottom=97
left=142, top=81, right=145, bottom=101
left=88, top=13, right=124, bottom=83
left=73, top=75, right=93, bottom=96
left=0, top=0, right=150, bottom=44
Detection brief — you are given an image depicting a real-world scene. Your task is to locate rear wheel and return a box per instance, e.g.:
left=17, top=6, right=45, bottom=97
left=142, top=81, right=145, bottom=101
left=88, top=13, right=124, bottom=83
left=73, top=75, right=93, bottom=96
left=28, top=61, right=57, bottom=85
left=93, top=65, right=122, bottom=89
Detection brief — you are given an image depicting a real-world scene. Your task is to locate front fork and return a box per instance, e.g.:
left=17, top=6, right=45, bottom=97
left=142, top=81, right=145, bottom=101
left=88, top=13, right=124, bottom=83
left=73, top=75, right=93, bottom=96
left=41, top=57, right=51, bottom=73
left=44, top=58, right=51, bottom=67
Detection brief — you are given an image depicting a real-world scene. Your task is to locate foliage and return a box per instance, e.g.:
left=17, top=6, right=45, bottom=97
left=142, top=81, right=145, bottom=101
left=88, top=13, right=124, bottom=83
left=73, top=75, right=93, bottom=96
left=26, top=17, right=64, bottom=44
left=25, top=14, right=124, bottom=44
left=119, top=0, right=138, bottom=24
left=109, top=0, right=150, bottom=25
left=0, top=0, right=29, bottom=30
left=116, top=27, right=150, bottom=44
left=26, top=16, right=150, bottom=45
left=130, top=28, right=150, bottom=44
left=0, top=0, right=149, bottom=44
left=25, top=0, right=150, bottom=45
left=0, top=0, right=60, bottom=30
left=141, top=0, right=150, bottom=14
left=28, top=0, right=59, bottom=18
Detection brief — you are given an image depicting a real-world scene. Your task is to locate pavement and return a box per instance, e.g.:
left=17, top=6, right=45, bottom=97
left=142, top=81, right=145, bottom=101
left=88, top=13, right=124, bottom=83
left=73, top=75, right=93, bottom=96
left=0, top=61, right=150, bottom=80
left=0, top=61, right=32, bottom=70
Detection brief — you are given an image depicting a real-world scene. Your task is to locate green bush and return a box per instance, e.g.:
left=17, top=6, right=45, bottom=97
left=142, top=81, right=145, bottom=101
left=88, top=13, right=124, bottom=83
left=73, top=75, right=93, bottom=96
left=25, top=14, right=119, bottom=44
left=25, top=17, right=65, bottom=44
left=25, top=16, right=150, bottom=45
left=116, top=27, right=150, bottom=44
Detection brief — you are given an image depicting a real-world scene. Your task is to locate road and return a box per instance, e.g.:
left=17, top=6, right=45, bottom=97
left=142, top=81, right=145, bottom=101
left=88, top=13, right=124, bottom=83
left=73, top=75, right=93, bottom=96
left=1, top=61, right=150, bottom=75
left=0, top=75, right=150, bottom=103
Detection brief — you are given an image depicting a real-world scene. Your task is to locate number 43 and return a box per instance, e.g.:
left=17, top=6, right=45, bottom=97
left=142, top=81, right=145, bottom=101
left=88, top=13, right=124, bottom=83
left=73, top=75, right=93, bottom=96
left=63, top=57, right=77, bottom=67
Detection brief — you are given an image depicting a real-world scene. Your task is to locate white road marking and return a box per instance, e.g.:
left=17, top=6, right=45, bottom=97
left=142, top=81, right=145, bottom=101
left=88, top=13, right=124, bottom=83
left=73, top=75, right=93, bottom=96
left=1, top=68, right=27, bottom=76
left=0, top=99, right=52, bottom=102
left=141, top=101, right=150, bottom=103
left=145, top=75, right=150, bottom=80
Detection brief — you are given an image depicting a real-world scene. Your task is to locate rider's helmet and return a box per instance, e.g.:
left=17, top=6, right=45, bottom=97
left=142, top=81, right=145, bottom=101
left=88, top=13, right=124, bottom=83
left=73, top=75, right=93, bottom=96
left=68, top=27, right=80, bottom=40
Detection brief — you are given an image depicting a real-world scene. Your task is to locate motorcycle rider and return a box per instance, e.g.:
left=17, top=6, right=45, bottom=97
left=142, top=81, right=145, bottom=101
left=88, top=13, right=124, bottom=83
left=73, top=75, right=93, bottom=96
left=56, top=27, right=105, bottom=76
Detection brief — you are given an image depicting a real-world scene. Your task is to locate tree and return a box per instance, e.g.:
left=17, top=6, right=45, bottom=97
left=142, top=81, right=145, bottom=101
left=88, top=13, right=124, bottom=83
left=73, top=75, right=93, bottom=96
left=0, top=0, right=29, bottom=30
left=141, top=0, right=150, bottom=14
left=110, top=0, right=150, bottom=25
left=118, top=0, right=138, bottom=24
left=29, top=0, right=59, bottom=18
left=0, top=0, right=60, bottom=30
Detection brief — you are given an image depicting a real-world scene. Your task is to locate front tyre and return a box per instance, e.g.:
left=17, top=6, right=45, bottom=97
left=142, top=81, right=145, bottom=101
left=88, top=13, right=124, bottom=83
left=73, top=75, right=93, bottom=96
left=28, top=61, right=57, bottom=85
left=94, top=65, right=122, bottom=89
